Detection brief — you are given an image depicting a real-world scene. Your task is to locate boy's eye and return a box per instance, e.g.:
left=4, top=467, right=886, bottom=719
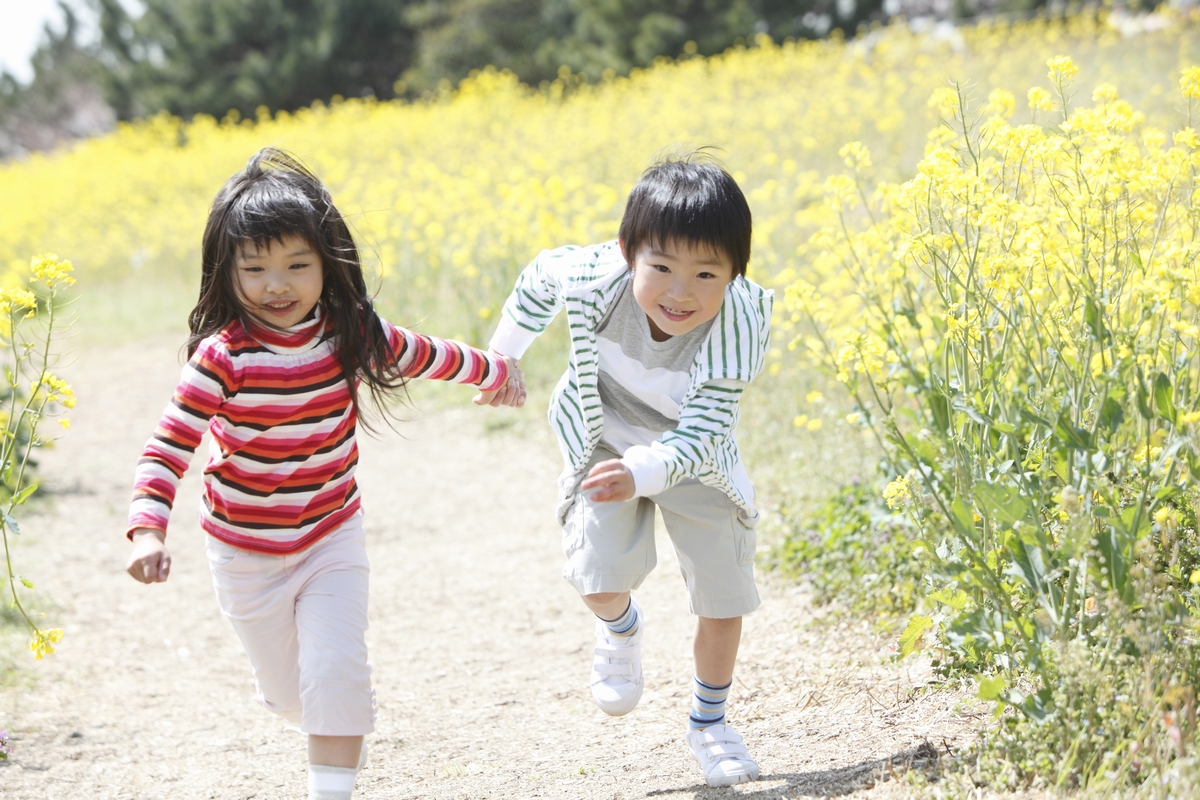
left=652, top=264, right=670, bottom=273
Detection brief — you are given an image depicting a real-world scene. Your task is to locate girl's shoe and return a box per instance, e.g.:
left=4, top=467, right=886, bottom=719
left=686, top=724, right=760, bottom=787
left=589, top=600, right=644, bottom=715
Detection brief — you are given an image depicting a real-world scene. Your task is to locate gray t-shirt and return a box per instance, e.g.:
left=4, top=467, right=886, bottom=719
left=595, top=282, right=714, bottom=455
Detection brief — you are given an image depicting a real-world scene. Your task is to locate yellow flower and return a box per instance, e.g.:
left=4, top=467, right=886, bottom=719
left=1047, top=55, right=1079, bottom=82
left=29, top=628, right=63, bottom=660
left=806, top=418, right=822, bottom=432
left=805, top=390, right=825, bottom=404
left=1028, top=86, right=1055, bottom=112
left=29, top=254, right=75, bottom=289
left=793, top=414, right=809, bottom=428
left=1181, top=66, right=1200, bottom=100
left=883, top=477, right=912, bottom=509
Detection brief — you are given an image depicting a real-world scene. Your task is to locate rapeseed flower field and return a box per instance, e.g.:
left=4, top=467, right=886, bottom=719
left=2, top=12, right=1198, bottom=348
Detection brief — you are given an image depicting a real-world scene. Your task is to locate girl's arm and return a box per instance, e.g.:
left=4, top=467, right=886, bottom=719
left=127, top=340, right=231, bottom=540
left=384, top=320, right=512, bottom=392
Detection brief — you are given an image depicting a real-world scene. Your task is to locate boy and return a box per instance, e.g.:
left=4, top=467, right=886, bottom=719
left=479, top=152, right=772, bottom=787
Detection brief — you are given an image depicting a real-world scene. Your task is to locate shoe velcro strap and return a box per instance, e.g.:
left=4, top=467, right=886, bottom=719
left=592, top=659, right=634, bottom=678
left=594, top=643, right=639, bottom=659
left=702, top=742, right=750, bottom=760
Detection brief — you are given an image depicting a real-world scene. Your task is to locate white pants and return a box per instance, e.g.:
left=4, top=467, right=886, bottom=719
left=206, top=517, right=375, bottom=736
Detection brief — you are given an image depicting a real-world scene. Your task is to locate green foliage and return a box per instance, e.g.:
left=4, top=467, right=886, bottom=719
left=96, top=0, right=419, bottom=120
left=772, top=481, right=924, bottom=616
left=403, top=0, right=887, bottom=92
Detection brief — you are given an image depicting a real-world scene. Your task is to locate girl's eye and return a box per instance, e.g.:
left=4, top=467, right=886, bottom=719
left=290, top=263, right=310, bottom=270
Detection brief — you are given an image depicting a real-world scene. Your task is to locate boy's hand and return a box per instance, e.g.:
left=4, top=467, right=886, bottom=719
left=473, top=353, right=526, bottom=408
left=581, top=459, right=635, bottom=503
left=127, top=528, right=171, bottom=583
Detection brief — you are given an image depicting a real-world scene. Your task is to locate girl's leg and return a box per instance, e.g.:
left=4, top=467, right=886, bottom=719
left=292, top=523, right=374, bottom=758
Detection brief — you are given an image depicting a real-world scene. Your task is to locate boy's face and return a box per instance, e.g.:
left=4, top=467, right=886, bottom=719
left=233, top=233, right=325, bottom=329
left=628, top=240, right=735, bottom=341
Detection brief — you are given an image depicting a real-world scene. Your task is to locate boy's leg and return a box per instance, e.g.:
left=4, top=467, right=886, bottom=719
left=655, top=481, right=761, bottom=786
left=560, top=447, right=657, bottom=715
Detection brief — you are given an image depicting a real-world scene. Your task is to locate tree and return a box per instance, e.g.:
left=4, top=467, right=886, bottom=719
left=96, top=0, right=419, bottom=120
left=0, top=3, right=113, bottom=158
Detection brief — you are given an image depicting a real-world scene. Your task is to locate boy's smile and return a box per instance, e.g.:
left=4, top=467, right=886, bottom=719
left=628, top=240, right=734, bottom=341
left=234, top=234, right=324, bottom=329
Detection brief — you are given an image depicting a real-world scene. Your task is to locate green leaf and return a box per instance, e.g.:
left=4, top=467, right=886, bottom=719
left=1020, top=407, right=1053, bottom=429
left=929, top=587, right=970, bottom=611
left=1054, top=410, right=1093, bottom=451
left=991, top=422, right=1016, bottom=434
left=975, top=482, right=1033, bottom=528
left=950, top=496, right=977, bottom=540
left=1155, top=485, right=1182, bottom=502
left=12, top=483, right=37, bottom=506
left=977, top=674, right=1008, bottom=701
left=1136, top=371, right=1154, bottom=420
left=1154, top=372, right=1178, bottom=425
left=1098, top=396, right=1125, bottom=432
left=898, top=614, right=933, bottom=658
left=928, top=393, right=950, bottom=435
left=2, top=511, right=20, bottom=535
left=1084, top=297, right=1110, bottom=343
left=20, top=577, right=33, bottom=588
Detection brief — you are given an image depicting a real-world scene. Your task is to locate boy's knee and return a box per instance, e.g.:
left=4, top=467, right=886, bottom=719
left=584, top=591, right=627, bottom=604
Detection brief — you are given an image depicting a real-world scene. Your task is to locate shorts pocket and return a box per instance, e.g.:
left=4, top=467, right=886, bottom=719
left=730, top=505, right=758, bottom=567
left=561, top=495, right=586, bottom=558
left=205, top=537, right=245, bottom=569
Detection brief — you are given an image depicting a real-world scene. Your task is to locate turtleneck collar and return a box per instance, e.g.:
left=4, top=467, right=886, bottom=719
left=243, top=304, right=329, bottom=354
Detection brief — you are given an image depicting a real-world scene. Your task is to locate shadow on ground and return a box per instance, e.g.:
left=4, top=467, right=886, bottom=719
left=648, top=741, right=942, bottom=798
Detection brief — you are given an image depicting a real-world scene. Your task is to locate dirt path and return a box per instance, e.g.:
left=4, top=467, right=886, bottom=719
left=0, top=337, right=983, bottom=799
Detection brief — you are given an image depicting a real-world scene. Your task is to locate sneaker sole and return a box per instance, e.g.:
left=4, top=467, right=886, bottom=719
left=592, top=681, right=644, bottom=716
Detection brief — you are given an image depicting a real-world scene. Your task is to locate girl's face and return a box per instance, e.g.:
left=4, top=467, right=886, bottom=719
left=233, top=233, right=324, bottom=329
left=628, top=239, right=734, bottom=342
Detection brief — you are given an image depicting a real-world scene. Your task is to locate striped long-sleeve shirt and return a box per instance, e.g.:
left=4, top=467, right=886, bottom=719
left=488, top=240, right=773, bottom=522
left=128, top=308, right=508, bottom=554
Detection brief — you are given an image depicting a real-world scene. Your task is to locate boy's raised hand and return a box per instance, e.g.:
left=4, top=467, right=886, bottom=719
left=473, top=353, right=526, bottom=408
left=126, top=528, right=171, bottom=583
left=581, top=459, right=635, bottom=503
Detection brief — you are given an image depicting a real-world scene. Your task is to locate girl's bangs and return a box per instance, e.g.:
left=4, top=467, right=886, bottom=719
left=223, top=179, right=323, bottom=255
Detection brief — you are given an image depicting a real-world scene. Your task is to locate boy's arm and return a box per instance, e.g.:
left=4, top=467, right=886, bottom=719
left=488, top=246, right=577, bottom=359
left=127, top=343, right=231, bottom=540
left=621, top=379, right=747, bottom=497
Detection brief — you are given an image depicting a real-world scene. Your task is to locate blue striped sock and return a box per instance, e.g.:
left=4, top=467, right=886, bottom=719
left=689, top=675, right=731, bottom=729
left=599, top=600, right=639, bottom=638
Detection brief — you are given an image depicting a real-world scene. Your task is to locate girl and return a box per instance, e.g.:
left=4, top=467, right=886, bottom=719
left=124, top=147, right=524, bottom=800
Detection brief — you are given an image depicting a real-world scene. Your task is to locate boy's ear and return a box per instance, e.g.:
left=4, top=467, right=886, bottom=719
left=618, top=238, right=629, bottom=264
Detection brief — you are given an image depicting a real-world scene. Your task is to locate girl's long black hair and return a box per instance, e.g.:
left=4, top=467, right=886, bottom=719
left=189, top=147, right=405, bottom=430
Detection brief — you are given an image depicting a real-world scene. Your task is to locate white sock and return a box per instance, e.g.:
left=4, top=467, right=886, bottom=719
left=308, top=764, right=356, bottom=800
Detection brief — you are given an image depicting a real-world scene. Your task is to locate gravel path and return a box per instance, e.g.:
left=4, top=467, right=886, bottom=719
left=0, top=336, right=984, bottom=799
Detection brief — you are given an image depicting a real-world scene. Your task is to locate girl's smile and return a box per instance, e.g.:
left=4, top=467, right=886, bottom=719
left=234, top=234, right=324, bottom=329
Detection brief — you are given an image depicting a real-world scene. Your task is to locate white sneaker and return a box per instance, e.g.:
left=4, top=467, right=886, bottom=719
left=589, top=599, right=644, bottom=715
left=686, top=724, right=760, bottom=787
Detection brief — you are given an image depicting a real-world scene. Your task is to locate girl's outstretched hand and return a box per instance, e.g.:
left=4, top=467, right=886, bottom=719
left=127, top=528, right=171, bottom=583
left=473, top=353, right=526, bottom=408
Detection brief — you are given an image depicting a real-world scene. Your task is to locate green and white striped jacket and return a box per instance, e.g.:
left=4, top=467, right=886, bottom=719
left=489, top=240, right=774, bottom=522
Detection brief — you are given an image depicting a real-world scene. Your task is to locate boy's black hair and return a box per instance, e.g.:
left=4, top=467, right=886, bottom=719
left=618, top=149, right=752, bottom=277
left=189, top=147, right=406, bottom=431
